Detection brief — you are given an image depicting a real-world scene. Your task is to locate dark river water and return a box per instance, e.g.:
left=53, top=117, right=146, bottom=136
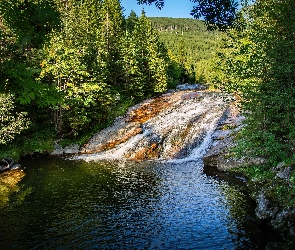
left=0, top=156, right=274, bottom=249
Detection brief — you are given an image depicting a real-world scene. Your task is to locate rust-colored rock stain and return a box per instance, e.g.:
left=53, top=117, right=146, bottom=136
left=83, top=127, right=143, bottom=154
left=127, top=95, right=174, bottom=123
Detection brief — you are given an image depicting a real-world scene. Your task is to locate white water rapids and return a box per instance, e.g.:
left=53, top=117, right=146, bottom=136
left=75, top=88, right=233, bottom=162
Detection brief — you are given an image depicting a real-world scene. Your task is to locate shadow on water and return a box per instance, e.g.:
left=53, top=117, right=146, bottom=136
left=204, top=166, right=282, bottom=249
left=0, top=156, right=278, bottom=249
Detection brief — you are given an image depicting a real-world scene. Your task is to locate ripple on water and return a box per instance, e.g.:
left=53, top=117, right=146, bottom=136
left=0, top=157, right=270, bottom=249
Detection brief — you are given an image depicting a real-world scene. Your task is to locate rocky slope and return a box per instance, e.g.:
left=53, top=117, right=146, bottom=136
left=77, top=86, right=232, bottom=162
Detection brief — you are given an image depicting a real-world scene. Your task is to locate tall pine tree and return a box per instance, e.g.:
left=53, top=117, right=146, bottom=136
left=99, top=0, right=125, bottom=87
left=132, top=10, right=168, bottom=96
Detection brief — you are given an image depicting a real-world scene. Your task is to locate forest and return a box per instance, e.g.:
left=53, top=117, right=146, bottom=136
left=149, top=17, right=219, bottom=83
left=1, top=0, right=295, bottom=176
left=0, top=0, right=220, bottom=159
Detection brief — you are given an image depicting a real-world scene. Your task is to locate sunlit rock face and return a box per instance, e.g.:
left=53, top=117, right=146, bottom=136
left=79, top=87, right=233, bottom=162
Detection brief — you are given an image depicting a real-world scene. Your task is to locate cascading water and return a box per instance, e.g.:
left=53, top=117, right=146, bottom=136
left=76, top=89, right=232, bottom=162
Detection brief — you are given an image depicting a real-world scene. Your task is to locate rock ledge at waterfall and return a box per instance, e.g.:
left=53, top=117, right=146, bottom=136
left=203, top=102, right=246, bottom=171
left=77, top=87, right=232, bottom=161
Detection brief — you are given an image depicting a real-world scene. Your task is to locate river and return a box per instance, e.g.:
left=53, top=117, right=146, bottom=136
left=0, top=157, right=275, bottom=249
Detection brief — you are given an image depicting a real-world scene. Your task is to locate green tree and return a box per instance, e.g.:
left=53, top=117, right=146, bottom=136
left=0, top=93, right=30, bottom=144
left=214, top=0, right=295, bottom=164
left=120, top=30, right=146, bottom=100
left=0, top=0, right=60, bottom=107
left=100, top=0, right=125, bottom=87
left=129, top=10, right=169, bottom=99
left=126, top=10, right=138, bottom=33
left=40, top=0, right=113, bottom=135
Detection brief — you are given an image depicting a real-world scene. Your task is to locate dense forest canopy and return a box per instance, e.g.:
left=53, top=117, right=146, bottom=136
left=1, top=0, right=220, bottom=158
left=213, top=0, right=295, bottom=165
left=149, top=17, right=219, bottom=83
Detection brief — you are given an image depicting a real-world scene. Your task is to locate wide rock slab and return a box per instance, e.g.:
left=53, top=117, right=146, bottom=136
left=79, top=89, right=232, bottom=161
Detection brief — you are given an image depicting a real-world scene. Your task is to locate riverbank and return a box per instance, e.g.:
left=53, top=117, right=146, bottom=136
left=202, top=103, right=295, bottom=249
left=2, top=85, right=294, bottom=248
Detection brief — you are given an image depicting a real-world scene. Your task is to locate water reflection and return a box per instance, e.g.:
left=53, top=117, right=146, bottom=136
left=0, top=157, right=272, bottom=249
left=0, top=169, right=27, bottom=208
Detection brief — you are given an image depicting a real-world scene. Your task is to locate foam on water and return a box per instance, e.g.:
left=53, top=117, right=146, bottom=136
left=75, top=91, right=230, bottom=162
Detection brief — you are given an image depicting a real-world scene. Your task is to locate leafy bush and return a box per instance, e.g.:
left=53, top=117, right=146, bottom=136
left=0, top=93, right=30, bottom=144
left=213, top=0, right=295, bottom=165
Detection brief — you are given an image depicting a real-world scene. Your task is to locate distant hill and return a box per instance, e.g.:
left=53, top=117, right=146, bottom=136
left=149, top=17, right=209, bottom=32
left=149, top=17, right=219, bottom=61
left=148, top=17, right=220, bottom=83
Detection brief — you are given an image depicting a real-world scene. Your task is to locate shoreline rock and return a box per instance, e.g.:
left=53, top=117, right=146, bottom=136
left=0, top=158, right=22, bottom=173
left=50, top=143, right=80, bottom=155
left=202, top=103, right=295, bottom=248
left=203, top=102, right=246, bottom=172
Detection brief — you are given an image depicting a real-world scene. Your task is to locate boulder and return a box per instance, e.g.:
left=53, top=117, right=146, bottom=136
left=50, top=143, right=64, bottom=155
left=0, top=158, right=22, bottom=172
left=50, top=143, right=80, bottom=155
left=0, top=159, right=10, bottom=172
left=255, top=191, right=278, bottom=220
left=176, top=83, right=208, bottom=91
left=64, top=144, right=80, bottom=154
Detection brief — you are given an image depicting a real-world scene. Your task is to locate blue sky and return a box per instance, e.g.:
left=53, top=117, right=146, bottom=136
left=120, top=0, right=196, bottom=18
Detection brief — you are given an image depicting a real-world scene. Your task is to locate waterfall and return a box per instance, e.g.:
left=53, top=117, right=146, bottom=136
left=75, top=88, right=232, bottom=162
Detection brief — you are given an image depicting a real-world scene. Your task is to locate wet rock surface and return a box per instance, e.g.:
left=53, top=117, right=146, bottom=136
left=256, top=188, right=295, bottom=249
left=78, top=88, right=232, bottom=161
left=0, top=165, right=26, bottom=208
left=256, top=191, right=279, bottom=220
left=176, top=83, right=208, bottom=91
left=0, top=158, right=22, bottom=172
left=203, top=102, right=246, bottom=172
left=51, top=143, right=80, bottom=155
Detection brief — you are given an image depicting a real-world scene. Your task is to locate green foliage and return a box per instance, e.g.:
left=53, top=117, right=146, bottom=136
left=120, top=12, right=169, bottom=101
left=39, top=0, right=114, bottom=136
left=213, top=0, right=295, bottom=165
left=234, top=163, right=295, bottom=208
left=136, top=14, right=169, bottom=94
left=0, top=121, right=56, bottom=160
left=149, top=17, right=219, bottom=83
left=120, top=31, right=146, bottom=99
left=126, top=10, right=138, bottom=32
left=0, top=0, right=60, bottom=48
left=100, top=0, right=125, bottom=87
left=0, top=93, right=30, bottom=144
left=0, top=1, right=61, bottom=110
